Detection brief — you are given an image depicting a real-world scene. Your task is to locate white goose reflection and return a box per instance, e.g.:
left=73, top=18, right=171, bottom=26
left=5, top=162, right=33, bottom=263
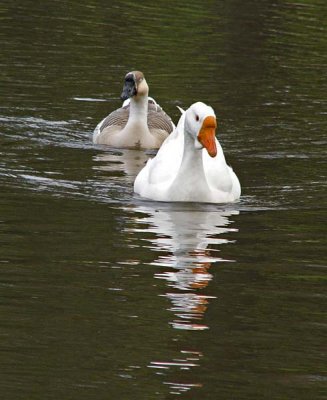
left=133, top=204, right=239, bottom=331
left=131, top=203, right=239, bottom=395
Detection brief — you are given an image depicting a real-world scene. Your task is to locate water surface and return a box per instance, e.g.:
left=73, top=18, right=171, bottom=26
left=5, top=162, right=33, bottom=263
left=0, top=0, right=326, bottom=399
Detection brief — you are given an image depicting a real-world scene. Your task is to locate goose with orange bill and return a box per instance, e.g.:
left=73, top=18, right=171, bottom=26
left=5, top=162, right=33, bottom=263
left=134, top=101, right=241, bottom=203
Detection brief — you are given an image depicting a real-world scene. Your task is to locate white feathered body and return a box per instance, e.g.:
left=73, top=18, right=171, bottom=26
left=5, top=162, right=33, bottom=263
left=134, top=106, right=241, bottom=203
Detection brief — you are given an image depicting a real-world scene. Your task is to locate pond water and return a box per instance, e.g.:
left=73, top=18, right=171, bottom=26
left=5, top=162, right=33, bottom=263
left=0, top=0, right=326, bottom=399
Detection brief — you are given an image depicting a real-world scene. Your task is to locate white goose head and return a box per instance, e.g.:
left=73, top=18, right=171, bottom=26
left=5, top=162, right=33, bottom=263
left=184, top=102, right=217, bottom=158
left=120, top=71, right=149, bottom=101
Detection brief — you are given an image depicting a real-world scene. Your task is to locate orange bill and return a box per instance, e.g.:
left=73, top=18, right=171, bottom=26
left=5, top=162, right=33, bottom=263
left=197, top=116, right=217, bottom=157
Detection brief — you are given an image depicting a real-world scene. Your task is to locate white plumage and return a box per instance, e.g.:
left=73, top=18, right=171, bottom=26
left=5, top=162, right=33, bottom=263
left=134, top=102, right=241, bottom=203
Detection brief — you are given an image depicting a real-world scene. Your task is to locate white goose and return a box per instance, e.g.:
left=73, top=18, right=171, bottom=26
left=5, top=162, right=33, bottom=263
left=134, top=102, right=241, bottom=203
left=93, top=71, right=174, bottom=149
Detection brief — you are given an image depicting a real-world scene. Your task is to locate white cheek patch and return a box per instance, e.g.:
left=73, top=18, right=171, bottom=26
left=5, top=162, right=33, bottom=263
left=194, top=138, right=203, bottom=149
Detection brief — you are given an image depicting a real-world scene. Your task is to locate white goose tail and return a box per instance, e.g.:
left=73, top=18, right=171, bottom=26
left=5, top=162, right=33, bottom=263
left=176, top=106, right=185, bottom=114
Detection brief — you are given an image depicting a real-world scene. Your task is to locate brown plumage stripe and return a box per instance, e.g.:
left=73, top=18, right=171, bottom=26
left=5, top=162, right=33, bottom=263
left=99, top=100, right=174, bottom=134
left=99, top=106, right=129, bottom=131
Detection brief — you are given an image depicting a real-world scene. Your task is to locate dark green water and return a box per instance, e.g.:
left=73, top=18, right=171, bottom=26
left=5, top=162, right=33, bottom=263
left=0, top=0, right=326, bottom=399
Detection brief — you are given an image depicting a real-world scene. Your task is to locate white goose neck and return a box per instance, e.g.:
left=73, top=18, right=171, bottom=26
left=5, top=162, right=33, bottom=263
left=168, top=126, right=208, bottom=201
left=180, top=129, right=203, bottom=170
left=179, top=131, right=205, bottom=186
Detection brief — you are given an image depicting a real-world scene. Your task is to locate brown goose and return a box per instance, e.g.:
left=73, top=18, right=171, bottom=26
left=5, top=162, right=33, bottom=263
left=93, top=71, right=174, bottom=149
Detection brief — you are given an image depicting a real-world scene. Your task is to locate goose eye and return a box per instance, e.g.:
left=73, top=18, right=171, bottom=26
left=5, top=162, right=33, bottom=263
left=195, top=115, right=199, bottom=121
